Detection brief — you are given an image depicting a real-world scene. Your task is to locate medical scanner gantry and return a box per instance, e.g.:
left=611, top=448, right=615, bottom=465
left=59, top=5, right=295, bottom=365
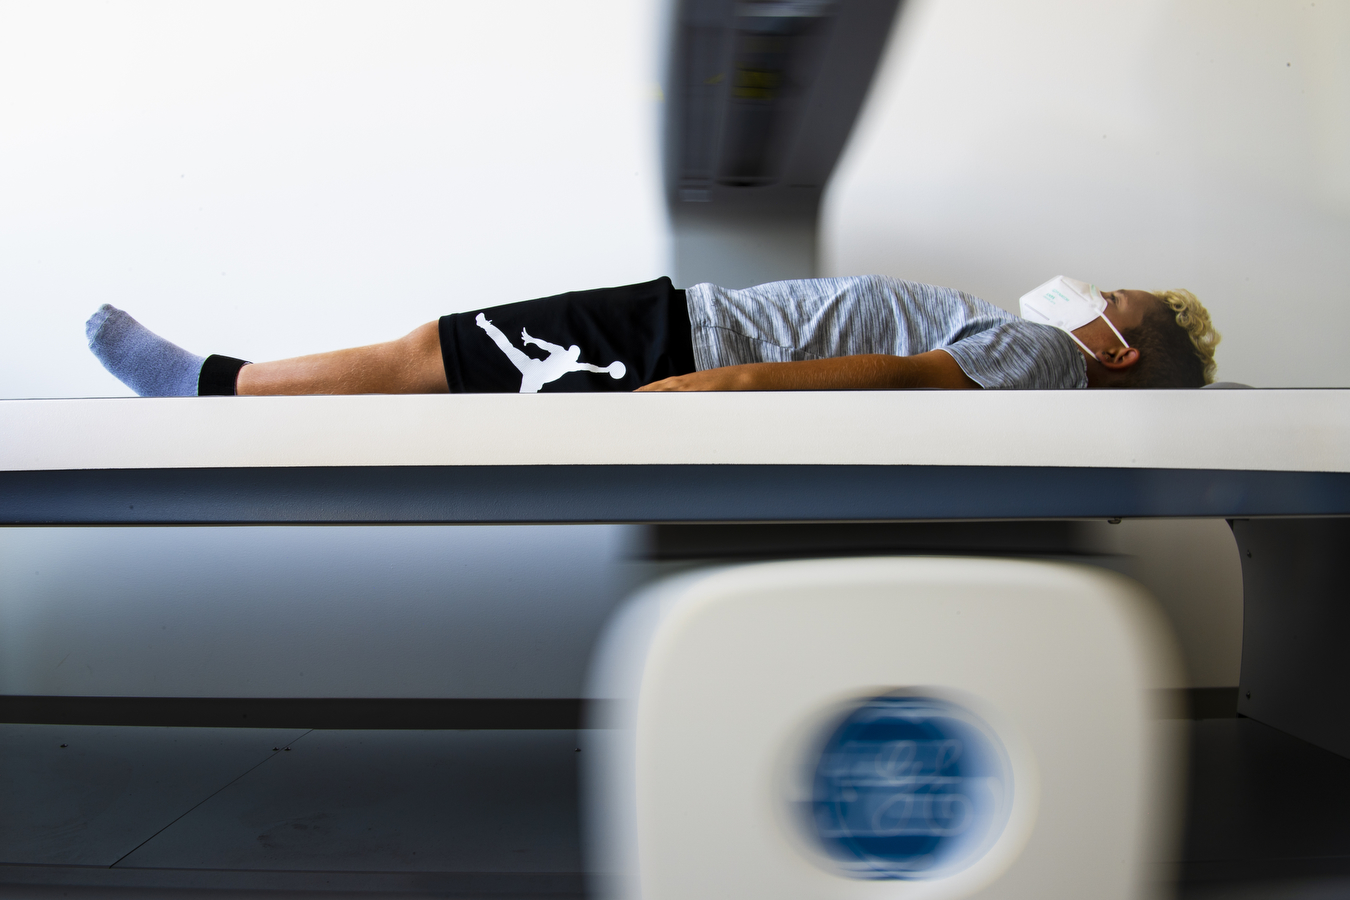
left=5, top=389, right=1350, bottom=899
left=661, top=0, right=901, bottom=288
left=584, top=556, right=1180, bottom=900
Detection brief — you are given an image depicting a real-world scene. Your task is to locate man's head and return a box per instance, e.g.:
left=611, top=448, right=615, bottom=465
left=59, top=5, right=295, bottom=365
left=1076, top=288, right=1220, bottom=388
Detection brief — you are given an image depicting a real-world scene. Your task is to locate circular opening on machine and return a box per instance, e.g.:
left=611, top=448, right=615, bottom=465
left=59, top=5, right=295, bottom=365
left=809, top=695, right=1013, bottom=880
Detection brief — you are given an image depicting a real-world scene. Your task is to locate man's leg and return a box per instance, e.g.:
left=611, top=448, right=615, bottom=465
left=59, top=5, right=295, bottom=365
left=87, top=276, right=690, bottom=396
left=236, top=321, right=449, bottom=395
left=88, top=304, right=448, bottom=396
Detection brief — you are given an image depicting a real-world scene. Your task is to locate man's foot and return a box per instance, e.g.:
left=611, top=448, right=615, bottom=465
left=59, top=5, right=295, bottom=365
left=86, top=304, right=205, bottom=397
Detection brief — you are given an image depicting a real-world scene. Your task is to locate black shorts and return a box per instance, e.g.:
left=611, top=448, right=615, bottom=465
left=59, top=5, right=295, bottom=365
left=437, top=277, right=696, bottom=393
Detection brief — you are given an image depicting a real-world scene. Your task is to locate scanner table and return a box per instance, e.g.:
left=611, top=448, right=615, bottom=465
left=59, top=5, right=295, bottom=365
left=4, top=391, right=1349, bottom=900
left=3, top=390, right=1348, bottom=523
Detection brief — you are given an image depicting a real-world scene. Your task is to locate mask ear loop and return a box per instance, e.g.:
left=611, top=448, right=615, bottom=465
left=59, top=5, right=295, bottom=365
left=1064, top=316, right=1130, bottom=360
left=1088, top=284, right=1131, bottom=348
left=1065, top=330, right=1098, bottom=358
left=1101, top=314, right=1130, bottom=349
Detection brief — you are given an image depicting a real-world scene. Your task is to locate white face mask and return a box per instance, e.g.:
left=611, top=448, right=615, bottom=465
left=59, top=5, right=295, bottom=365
left=1018, top=275, right=1130, bottom=358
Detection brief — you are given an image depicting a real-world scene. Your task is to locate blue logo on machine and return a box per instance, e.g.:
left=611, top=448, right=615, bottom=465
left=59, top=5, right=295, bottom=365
left=811, top=695, right=1012, bottom=879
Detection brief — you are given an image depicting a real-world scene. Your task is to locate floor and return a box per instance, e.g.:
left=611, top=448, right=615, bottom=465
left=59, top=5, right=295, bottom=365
left=0, top=727, right=584, bottom=898
left=4, top=718, right=1350, bottom=898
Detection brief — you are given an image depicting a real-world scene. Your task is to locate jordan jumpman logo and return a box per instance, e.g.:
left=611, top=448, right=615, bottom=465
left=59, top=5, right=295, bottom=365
left=475, top=313, right=627, bottom=393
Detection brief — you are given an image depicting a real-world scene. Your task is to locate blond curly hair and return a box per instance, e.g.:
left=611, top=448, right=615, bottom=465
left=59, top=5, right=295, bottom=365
left=1153, top=289, right=1221, bottom=384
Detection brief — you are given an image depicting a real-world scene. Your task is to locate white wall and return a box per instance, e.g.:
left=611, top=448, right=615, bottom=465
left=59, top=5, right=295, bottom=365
left=0, top=0, right=668, bottom=399
left=11, top=0, right=1343, bottom=393
left=825, top=0, right=1350, bottom=388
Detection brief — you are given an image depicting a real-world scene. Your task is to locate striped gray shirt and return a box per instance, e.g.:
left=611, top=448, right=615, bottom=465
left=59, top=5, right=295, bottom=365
left=685, top=276, right=1088, bottom=390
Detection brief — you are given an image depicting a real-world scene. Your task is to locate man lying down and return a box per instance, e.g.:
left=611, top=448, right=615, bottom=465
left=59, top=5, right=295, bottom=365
left=85, top=275, right=1219, bottom=396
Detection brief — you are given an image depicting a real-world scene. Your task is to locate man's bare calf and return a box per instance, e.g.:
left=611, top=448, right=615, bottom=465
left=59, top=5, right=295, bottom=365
left=236, top=321, right=449, bottom=395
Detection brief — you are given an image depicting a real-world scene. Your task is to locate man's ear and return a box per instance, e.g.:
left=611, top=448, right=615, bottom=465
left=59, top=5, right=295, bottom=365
left=1096, top=346, right=1140, bottom=370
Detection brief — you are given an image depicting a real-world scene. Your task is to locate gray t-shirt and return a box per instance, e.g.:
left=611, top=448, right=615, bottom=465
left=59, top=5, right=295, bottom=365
left=685, top=276, right=1088, bottom=389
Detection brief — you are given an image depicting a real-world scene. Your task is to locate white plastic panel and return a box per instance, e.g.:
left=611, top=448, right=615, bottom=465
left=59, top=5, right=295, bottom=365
left=586, top=557, right=1184, bottom=900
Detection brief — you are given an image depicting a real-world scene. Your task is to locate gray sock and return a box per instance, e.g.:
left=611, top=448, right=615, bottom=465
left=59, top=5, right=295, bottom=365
left=86, top=305, right=206, bottom=397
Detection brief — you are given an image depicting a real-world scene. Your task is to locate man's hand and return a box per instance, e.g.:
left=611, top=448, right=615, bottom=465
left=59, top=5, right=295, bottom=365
left=636, top=351, right=980, bottom=392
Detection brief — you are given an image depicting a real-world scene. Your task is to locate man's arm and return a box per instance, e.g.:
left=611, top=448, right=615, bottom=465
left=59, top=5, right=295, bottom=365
left=635, top=351, right=980, bottom=392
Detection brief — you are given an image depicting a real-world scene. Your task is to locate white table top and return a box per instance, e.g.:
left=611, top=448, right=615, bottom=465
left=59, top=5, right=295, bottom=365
left=3, top=390, right=1348, bottom=474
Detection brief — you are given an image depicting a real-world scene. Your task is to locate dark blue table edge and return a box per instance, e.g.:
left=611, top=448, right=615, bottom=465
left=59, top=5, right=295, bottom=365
left=3, top=465, right=1348, bottom=524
